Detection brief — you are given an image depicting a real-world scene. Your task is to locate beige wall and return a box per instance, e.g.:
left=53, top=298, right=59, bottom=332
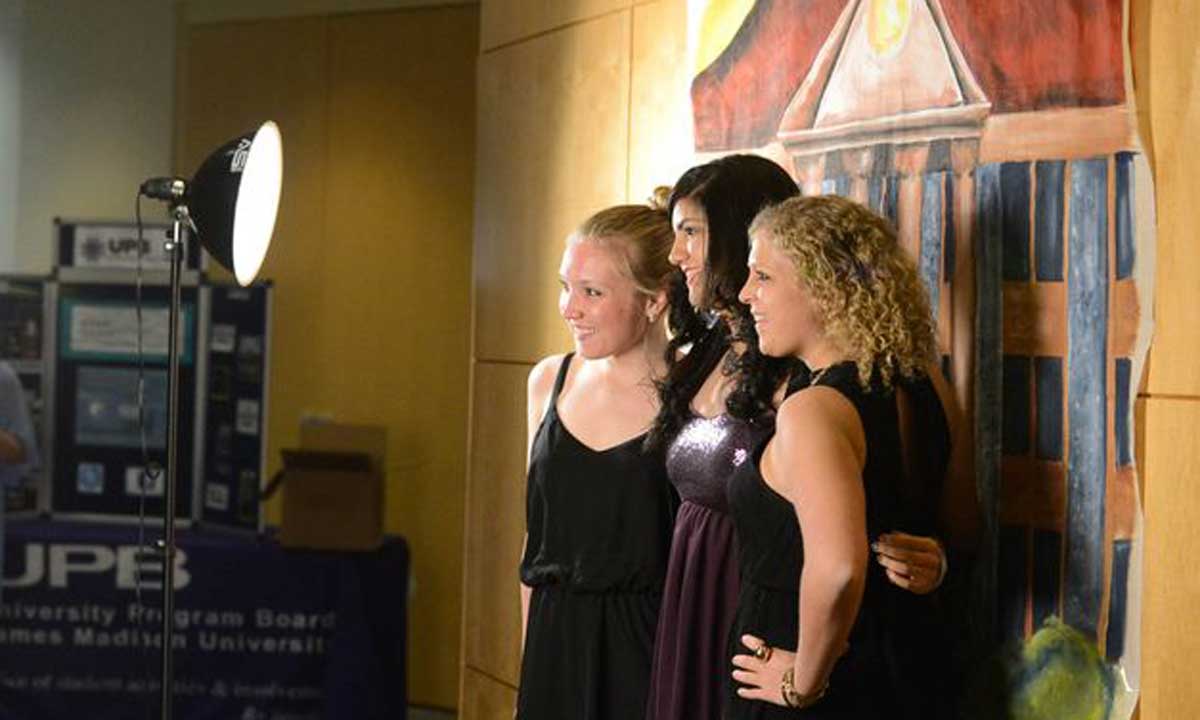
left=1, top=0, right=175, bottom=274
left=176, top=4, right=478, bottom=709
left=0, top=0, right=22, bottom=269
left=462, top=0, right=1200, bottom=718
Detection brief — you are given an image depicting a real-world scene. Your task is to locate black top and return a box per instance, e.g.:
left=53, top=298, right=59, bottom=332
left=517, top=353, right=679, bottom=720
left=725, top=361, right=922, bottom=719
left=519, top=353, right=677, bottom=593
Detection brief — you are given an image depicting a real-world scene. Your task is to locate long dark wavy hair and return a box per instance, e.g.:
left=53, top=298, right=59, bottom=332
left=646, top=154, right=802, bottom=450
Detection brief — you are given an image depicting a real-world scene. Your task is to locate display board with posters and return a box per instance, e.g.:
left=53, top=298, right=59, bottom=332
left=37, top=221, right=274, bottom=529
left=198, top=283, right=272, bottom=532
left=49, top=281, right=201, bottom=520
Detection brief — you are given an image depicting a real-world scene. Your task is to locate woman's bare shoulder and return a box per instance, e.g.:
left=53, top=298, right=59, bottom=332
left=527, top=353, right=569, bottom=409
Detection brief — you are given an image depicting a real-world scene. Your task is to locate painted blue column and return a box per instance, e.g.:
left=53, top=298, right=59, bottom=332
left=1064, top=157, right=1109, bottom=640
left=1115, top=152, right=1135, bottom=280
left=998, top=525, right=1030, bottom=644
left=1035, top=356, right=1064, bottom=461
left=1032, top=529, right=1063, bottom=630
left=1035, top=160, right=1066, bottom=281
left=1002, top=355, right=1030, bottom=455
left=1000, top=162, right=1031, bottom=281
left=975, top=162, right=1004, bottom=640
left=1106, top=539, right=1133, bottom=661
left=920, top=172, right=944, bottom=313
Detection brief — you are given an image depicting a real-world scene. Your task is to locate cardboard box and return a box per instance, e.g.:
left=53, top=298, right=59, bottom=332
left=278, top=422, right=386, bottom=551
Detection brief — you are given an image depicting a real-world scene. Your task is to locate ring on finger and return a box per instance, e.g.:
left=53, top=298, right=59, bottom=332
left=753, top=643, right=773, bottom=662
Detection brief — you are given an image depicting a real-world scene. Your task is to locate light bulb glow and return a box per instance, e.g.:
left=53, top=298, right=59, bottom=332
left=231, top=121, right=283, bottom=286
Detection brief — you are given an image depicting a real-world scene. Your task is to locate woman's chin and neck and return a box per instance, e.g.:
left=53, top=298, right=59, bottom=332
left=583, top=321, right=670, bottom=383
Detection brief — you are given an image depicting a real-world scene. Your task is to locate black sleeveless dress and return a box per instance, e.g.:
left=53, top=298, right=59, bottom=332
left=517, top=354, right=678, bottom=720
left=724, top=362, right=924, bottom=719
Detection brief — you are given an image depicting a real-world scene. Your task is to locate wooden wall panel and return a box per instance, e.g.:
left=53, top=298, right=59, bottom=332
left=179, top=16, right=330, bottom=525
left=629, top=0, right=694, bottom=200
left=1139, top=0, right=1200, bottom=397
left=323, top=8, right=477, bottom=708
left=474, top=11, right=630, bottom=362
left=460, top=666, right=518, bottom=720
left=185, top=0, right=477, bottom=25
left=1132, top=1, right=1200, bottom=717
left=181, top=6, right=478, bottom=710
left=481, top=0, right=631, bottom=51
left=1140, top=397, right=1200, bottom=719
left=461, top=361, right=530, bottom=685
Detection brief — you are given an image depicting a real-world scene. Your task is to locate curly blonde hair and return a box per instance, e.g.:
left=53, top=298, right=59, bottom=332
left=748, top=194, right=937, bottom=389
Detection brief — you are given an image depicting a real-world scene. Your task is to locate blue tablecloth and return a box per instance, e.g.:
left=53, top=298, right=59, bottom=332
left=0, top=519, right=407, bottom=720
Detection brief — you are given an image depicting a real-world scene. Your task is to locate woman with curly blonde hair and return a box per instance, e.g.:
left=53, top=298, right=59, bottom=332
left=724, top=194, right=952, bottom=719
left=750, top=193, right=938, bottom=388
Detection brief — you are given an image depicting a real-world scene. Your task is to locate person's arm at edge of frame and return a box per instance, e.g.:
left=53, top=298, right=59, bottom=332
left=0, top=364, right=32, bottom=466
left=0, top=427, right=27, bottom=465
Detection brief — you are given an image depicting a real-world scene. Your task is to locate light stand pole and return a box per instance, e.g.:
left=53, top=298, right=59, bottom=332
left=140, top=119, right=282, bottom=720
left=158, top=201, right=189, bottom=720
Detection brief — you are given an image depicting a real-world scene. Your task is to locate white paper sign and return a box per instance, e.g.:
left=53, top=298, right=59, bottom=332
left=72, top=224, right=173, bottom=269
left=125, top=466, right=164, bottom=497
left=205, top=483, right=230, bottom=511
left=69, top=304, right=174, bottom=357
left=236, top=399, right=260, bottom=436
left=210, top=324, right=236, bottom=353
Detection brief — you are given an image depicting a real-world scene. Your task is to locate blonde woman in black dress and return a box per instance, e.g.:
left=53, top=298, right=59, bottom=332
left=727, top=195, right=949, bottom=718
left=517, top=196, right=678, bottom=719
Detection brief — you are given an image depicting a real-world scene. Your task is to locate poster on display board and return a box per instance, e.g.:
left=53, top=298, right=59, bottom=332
left=59, top=298, right=195, bottom=365
left=49, top=282, right=200, bottom=520
left=199, top=283, right=272, bottom=533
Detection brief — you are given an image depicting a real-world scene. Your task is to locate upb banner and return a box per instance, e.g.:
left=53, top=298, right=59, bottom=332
left=0, top=521, right=407, bottom=719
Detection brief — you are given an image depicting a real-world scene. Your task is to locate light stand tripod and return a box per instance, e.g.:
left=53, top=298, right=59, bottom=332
left=139, top=120, right=282, bottom=720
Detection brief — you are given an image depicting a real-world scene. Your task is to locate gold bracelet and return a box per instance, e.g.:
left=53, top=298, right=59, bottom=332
left=780, top=667, right=827, bottom=709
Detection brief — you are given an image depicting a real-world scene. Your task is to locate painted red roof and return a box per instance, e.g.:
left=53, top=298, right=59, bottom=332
left=692, top=0, right=1126, bottom=151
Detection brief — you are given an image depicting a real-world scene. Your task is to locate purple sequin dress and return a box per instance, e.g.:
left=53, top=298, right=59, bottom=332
left=646, top=412, right=774, bottom=720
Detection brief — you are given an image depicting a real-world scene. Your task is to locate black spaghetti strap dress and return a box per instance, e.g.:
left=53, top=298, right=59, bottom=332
left=517, top=353, right=678, bottom=720
left=724, top=362, right=924, bottom=719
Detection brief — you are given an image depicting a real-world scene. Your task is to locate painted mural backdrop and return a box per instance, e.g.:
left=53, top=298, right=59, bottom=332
left=687, top=1, right=1153, bottom=718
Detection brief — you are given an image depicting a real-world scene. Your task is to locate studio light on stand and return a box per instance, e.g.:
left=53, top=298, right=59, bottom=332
left=139, top=120, right=283, bottom=720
